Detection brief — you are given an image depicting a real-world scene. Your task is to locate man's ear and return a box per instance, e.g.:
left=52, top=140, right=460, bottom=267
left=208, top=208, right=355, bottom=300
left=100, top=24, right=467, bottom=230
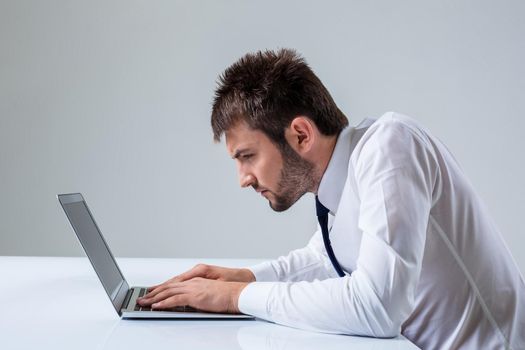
left=284, top=117, right=315, bottom=155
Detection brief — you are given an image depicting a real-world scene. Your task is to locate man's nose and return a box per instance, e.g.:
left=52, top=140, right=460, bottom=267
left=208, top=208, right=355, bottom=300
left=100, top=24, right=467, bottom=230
left=239, top=173, right=256, bottom=188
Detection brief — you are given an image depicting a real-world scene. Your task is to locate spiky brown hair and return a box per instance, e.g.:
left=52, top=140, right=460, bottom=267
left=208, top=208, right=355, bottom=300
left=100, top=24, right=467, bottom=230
left=211, top=48, right=348, bottom=146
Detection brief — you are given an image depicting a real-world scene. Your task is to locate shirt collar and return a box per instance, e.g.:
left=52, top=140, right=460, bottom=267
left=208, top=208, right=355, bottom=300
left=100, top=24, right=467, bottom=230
left=317, top=118, right=376, bottom=214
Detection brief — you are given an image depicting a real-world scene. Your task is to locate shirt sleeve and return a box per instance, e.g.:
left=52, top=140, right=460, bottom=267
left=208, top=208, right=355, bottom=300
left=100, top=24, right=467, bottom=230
left=239, top=119, right=437, bottom=337
left=247, top=229, right=339, bottom=282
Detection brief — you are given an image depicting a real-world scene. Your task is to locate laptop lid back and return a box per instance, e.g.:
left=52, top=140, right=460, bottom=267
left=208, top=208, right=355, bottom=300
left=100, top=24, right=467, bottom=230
left=58, top=193, right=129, bottom=315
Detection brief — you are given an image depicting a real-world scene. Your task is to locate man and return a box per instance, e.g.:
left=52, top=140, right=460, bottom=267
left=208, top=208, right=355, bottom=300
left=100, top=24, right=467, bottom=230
left=138, top=49, right=525, bottom=349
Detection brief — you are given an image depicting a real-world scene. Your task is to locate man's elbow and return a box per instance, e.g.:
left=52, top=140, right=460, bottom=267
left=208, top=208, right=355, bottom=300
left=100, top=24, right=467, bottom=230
left=336, top=310, right=403, bottom=338
left=368, top=305, right=408, bottom=338
left=354, top=305, right=405, bottom=338
left=370, top=322, right=402, bottom=338
left=338, top=317, right=401, bottom=338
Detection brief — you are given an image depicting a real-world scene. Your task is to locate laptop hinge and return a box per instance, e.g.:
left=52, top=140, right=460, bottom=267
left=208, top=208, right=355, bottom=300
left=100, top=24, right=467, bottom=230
left=122, top=288, right=133, bottom=309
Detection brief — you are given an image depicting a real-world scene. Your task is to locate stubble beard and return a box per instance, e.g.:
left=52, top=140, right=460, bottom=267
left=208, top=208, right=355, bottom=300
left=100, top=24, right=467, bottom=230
left=269, top=142, right=318, bottom=212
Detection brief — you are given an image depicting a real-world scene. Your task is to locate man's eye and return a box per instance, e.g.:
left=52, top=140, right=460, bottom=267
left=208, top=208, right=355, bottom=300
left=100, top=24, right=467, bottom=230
left=242, top=154, right=254, bottom=160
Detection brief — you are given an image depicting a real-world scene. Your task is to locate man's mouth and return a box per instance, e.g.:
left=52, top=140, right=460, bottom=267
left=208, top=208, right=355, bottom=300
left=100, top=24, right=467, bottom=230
left=253, top=186, right=270, bottom=197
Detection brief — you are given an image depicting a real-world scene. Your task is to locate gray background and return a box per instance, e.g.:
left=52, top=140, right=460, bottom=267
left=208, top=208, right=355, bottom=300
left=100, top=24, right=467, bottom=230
left=1, top=1, right=524, bottom=274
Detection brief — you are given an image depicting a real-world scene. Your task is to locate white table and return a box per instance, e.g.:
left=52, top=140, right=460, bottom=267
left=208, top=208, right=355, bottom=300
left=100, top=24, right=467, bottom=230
left=0, top=257, right=419, bottom=349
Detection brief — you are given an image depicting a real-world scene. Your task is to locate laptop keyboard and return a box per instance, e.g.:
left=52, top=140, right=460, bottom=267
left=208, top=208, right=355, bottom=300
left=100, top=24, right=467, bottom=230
left=133, top=288, right=198, bottom=312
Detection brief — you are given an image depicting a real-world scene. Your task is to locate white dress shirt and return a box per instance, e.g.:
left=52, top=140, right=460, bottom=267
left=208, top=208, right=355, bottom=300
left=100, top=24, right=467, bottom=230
left=238, top=112, right=525, bottom=349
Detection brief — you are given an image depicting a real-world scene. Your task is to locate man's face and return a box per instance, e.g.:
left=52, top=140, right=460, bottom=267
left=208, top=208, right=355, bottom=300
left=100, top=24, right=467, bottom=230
left=225, top=122, right=315, bottom=212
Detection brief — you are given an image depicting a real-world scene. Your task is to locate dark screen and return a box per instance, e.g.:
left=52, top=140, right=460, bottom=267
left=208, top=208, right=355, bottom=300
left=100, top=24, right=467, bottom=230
left=62, top=201, right=124, bottom=300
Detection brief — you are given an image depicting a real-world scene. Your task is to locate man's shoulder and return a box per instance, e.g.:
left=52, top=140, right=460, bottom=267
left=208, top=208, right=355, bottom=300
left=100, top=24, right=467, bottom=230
left=360, top=111, right=430, bottom=146
left=372, top=111, right=425, bottom=132
left=351, top=111, right=433, bottom=166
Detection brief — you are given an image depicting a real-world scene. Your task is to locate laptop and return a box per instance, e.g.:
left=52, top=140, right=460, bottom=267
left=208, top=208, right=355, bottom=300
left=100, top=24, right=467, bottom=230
left=58, top=193, right=254, bottom=319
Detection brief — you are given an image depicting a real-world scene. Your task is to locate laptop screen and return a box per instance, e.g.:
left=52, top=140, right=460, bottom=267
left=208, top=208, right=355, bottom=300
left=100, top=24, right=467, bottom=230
left=58, top=194, right=126, bottom=309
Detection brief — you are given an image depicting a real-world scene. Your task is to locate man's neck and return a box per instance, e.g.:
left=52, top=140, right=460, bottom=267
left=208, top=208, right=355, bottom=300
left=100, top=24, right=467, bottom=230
left=311, top=134, right=338, bottom=194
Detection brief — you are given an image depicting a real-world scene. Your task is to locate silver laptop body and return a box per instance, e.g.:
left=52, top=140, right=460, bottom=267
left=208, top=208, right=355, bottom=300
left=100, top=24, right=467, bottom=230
left=58, top=193, right=253, bottom=319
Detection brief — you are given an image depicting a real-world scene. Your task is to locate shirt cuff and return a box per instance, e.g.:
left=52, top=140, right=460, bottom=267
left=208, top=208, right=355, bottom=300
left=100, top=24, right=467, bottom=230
left=238, top=281, right=276, bottom=320
left=247, top=261, right=279, bottom=282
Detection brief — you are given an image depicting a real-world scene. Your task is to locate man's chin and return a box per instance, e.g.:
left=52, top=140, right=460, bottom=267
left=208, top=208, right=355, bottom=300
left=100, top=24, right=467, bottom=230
left=269, top=200, right=290, bottom=212
left=268, top=197, right=297, bottom=212
left=268, top=191, right=309, bottom=212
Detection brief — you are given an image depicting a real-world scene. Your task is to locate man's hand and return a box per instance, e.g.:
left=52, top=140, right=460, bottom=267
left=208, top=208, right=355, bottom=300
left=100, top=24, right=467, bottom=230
left=137, top=278, right=249, bottom=314
left=144, top=264, right=255, bottom=294
left=136, top=264, right=255, bottom=313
